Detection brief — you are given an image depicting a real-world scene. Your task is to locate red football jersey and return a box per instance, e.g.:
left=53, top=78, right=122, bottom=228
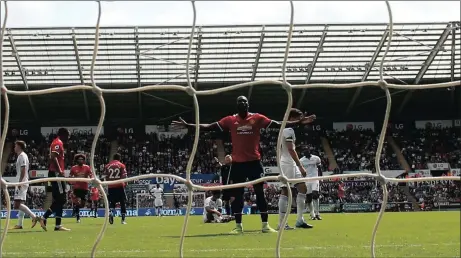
left=70, top=164, right=92, bottom=190
left=217, top=113, right=272, bottom=163
left=49, top=137, right=65, bottom=174
left=104, top=160, right=127, bottom=189
left=91, top=188, right=99, bottom=201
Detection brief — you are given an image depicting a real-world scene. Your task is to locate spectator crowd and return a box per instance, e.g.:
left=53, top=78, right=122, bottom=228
left=2, top=125, right=460, bottom=211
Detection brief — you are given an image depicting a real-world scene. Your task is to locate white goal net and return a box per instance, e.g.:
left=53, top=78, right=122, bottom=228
left=0, top=1, right=459, bottom=258
left=135, top=192, right=206, bottom=216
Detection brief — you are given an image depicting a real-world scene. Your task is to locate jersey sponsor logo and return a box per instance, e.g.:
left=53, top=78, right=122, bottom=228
left=236, top=124, right=253, bottom=135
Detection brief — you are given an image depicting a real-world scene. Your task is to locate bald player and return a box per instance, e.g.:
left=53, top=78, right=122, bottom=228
left=173, top=96, right=316, bottom=234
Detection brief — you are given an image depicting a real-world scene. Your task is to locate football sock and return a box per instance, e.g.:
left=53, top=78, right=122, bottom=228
left=313, top=199, right=320, bottom=216
left=278, top=195, right=288, bottom=227
left=43, top=208, right=52, bottom=219
left=17, top=211, right=25, bottom=227
left=308, top=202, right=314, bottom=217
left=296, top=193, right=306, bottom=223
left=235, top=213, right=242, bottom=224
left=56, top=217, right=62, bottom=227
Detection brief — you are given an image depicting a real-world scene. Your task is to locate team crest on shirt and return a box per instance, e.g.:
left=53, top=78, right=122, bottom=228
left=249, top=119, right=255, bottom=125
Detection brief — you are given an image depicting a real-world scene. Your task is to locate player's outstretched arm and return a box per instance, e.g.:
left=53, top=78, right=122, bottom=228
left=268, top=114, right=317, bottom=128
left=171, top=117, right=220, bottom=131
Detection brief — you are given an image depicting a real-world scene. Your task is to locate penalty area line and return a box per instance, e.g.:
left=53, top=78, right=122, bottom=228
left=3, top=243, right=458, bottom=255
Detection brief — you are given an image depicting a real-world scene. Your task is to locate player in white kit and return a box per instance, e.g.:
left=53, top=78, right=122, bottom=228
left=11, top=141, right=45, bottom=230
left=203, top=191, right=223, bottom=223
left=151, top=184, right=164, bottom=217
left=300, top=150, right=323, bottom=220
left=278, top=109, right=315, bottom=230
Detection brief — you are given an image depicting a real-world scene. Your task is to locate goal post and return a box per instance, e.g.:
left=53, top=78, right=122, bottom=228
left=135, top=192, right=206, bottom=216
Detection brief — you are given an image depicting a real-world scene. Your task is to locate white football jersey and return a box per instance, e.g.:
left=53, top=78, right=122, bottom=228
left=16, top=152, right=29, bottom=186
left=152, top=187, right=163, bottom=199
left=300, top=155, right=321, bottom=177
left=203, top=197, right=222, bottom=213
left=280, top=128, right=296, bottom=165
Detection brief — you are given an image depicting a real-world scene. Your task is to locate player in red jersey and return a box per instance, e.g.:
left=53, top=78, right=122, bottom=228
left=90, top=187, right=100, bottom=218
left=173, top=96, right=315, bottom=234
left=41, top=128, right=71, bottom=231
left=69, top=154, right=93, bottom=223
left=103, top=153, right=128, bottom=225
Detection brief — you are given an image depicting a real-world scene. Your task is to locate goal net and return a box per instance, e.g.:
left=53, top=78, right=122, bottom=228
left=135, top=192, right=206, bottom=216
left=0, top=1, right=460, bottom=258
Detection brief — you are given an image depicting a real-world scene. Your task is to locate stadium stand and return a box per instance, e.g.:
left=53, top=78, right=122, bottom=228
left=2, top=123, right=460, bottom=212
left=0, top=22, right=459, bottom=221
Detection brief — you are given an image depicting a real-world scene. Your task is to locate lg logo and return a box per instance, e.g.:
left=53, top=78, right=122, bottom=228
left=312, top=125, right=321, bottom=131
left=11, top=129, right=28, bottom=136
left=388, top=124, right=404, bottom=130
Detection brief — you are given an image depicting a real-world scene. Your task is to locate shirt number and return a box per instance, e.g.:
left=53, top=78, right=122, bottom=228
left=108, top=168, right=120, bottom=179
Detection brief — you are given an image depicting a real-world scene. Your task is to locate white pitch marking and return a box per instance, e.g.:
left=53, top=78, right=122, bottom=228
left=3, top=243, right=458, bottom=255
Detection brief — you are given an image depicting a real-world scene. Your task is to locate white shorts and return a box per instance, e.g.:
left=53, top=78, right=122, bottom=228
left=14, top=185, right=28, bottom=201
left=154, top=198, right=163, bottom=207
left=280, top=164, right=303, bottom=187
left=306, top=180, right=320, bottom=194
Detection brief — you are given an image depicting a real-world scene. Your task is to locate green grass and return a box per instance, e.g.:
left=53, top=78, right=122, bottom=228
left=1, top=212, right=460, bottom=257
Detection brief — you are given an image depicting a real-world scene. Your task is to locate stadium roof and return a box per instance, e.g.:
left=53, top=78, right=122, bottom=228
left=1, top=22, right=460, bottom=124
left=2, top=22, right=460, bottom=87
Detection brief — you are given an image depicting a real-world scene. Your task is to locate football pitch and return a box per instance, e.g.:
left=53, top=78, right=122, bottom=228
left=1, top=212, right=459, bottom=257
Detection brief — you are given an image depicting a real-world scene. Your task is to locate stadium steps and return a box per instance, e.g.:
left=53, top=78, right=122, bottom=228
left=1, top=142, right=12, bottom=175
left=109, top=140, right=119, bottom=159
left=386, top=136, right=411, bottom=171
left=320, top=137, right=338, bottom=170
left=386, top=136, right=419, bottom=210
left=399, top=185, right=420, bottom=211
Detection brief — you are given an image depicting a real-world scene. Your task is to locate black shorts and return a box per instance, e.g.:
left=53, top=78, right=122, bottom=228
left=229, top=160, right=264, bottom=185
left=49, top=171, right=67, bottom=203
left=108, top=187, right=126, bottom=204
left=73, top=189, right=88, bottom=202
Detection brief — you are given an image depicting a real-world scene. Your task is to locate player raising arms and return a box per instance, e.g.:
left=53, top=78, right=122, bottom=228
left=11, top=141, right=45, bottom=230
left=41, top=128, right=71, bottom=231
left=104, top=153, right=128, bottom=225
left=300, top=150, right=323, bottom=220
left=173, top=96, right=315, bottom=234
left=150, top=184, right=164, bottom=217
left=278, top=109, right=313, bottom=230
left=69, top=154, right=93, bottom=223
